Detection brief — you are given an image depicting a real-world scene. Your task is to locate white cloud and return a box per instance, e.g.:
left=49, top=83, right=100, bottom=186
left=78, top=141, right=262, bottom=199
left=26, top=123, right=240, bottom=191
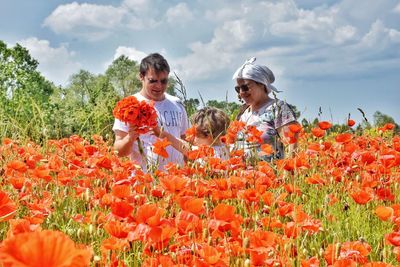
left=122, top=0, right=152, bottom=13
left=114, top=46, right=147, bottom=62
left=205, top=0, right=297, bottom=23
left=175, top=20, right=254, bottom=80
left=334, top=25, right=357, bottom=44
left=394, top=3, right=400, bottom=13
left=40, top=0, right=400, bottom=88
left=44, top=1, right=163, bottom=37
left=176, top=1, right=400, bottom=86
left=359, top=20, right=400, bottom=49
left=165, top=3, right=193, bottom=25
left=43, top=2, right=126, bottom=40
left=269, top=8, right=338, bottom=43
left=18, top=38, right=80, bottom=85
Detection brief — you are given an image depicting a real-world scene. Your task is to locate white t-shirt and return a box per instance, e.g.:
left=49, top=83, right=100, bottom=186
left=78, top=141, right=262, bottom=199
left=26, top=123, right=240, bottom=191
left=113, top=92, right=189, bottom=171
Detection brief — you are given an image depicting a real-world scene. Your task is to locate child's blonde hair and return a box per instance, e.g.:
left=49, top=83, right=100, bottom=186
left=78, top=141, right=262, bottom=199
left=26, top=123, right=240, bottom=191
left=191, top=107, right=230, bottom=140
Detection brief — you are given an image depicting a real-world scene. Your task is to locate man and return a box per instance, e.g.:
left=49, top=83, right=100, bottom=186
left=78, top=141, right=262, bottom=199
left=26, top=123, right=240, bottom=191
left=113, top=53, right=189, bottom=171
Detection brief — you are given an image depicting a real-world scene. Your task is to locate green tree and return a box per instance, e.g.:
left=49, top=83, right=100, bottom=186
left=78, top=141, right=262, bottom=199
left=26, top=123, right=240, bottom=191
left=206, top=100, right=241, bottom=120
left=0, top=41, right=55, bottom=142
left=288, top=104, right=301, bottom=120
left=105, top=55, right=141, bottom=97
left=105, top=55, right=177, bottom=97
left=373, top=111, right=397, bottom=127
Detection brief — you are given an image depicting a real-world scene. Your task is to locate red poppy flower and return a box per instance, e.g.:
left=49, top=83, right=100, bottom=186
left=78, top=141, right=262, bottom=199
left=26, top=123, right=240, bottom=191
left=111, top=201, right=134, bottom=218
left=351, top=189, right=373, bottom=205
left=135, top=203, right=164, bottom=227
left=375, top=206, right=393, bottom=221
left=0, top=191, right=17, bottom=222
left=113, top=95, right=158, bottom=134
left=318, top=121, right=332, bottom=130
left=259, top=144, right=273, bottom=156
left=311, top=127, right=325, bottom=138
left=177, top=196, right=205, bottom=215
left=246, top=125, right=263, bottom=144
left=335, top=133, right=353, bottom=143
left=347, top=119, right=356, bottom=127
left=213, top=204, right=236, bottom=222
left=104, top=221, right=131, bottom=239
left=301, top=256, right=320, bottom=267
left=112, top=184, right=131, bottom=199
left=187, top=145, right=215, bottom=160
left=198, top=244, right=223, bottom=265
left=159, top=175, right=189, bottom=193
left=289, top=123, right=302, bottom=133
left=184, top=126, right=197, bottom=143
left=153, top=138, right=171, bottom=158
left=6, top=160, right=28, bottom=174
left=0, top=230, right=92, bottom=267
left=386, top=231, right=400, bottom=246
left=101, top=237, right=130, bottom=251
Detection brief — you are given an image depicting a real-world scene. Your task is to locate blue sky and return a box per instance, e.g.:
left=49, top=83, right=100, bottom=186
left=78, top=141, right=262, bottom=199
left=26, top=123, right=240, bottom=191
left=1, top=0, right=399, bottom=124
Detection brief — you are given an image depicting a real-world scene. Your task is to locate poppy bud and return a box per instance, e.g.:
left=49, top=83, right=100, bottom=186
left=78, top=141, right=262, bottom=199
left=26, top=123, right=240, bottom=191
left=202, top=227, right=208, bottom=240
left=243, top=237, right=249, bottom=249
left=77, top=228, right=82, bottom=239
left=88, top=224, right=94, bottom=235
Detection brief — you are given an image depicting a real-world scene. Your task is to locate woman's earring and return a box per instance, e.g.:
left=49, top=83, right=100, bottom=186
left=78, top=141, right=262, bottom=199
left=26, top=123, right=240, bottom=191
left=238, top=95, right=244, bottom=103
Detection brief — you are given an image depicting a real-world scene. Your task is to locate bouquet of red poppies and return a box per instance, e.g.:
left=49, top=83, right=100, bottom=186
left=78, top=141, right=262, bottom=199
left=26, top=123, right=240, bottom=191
left=113, top=96, right=158, bottom=134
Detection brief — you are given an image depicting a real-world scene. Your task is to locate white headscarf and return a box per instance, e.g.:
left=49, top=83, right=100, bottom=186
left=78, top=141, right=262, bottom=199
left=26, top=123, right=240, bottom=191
left=232, top=57, right=281, bottom=94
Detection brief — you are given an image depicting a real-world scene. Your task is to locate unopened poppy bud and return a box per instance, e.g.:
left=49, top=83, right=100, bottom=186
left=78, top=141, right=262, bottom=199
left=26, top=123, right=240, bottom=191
left=202, top=228, right=208, bottom=240
left=243, top=237, right=249, bottom=248
left=88, top=224, right=94, bottom=234
left=77, top=228, right=82, bottom=239
left=188, top=231, right=194, bottom=239
left=335, top=243, right=341, bottom=257
left=319, top=248, right=324, bottom=257
left=244, top=258, right=251, bottom=267
left=93, top=255, right=101, bottom=262
left=85, top=188, right=90, bottom=201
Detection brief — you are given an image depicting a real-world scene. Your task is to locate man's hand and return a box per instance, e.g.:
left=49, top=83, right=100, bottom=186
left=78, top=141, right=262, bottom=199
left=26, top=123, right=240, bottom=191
left=152, top=126, right=165, bottom=138
left=113, top=127, right=139, bottom=157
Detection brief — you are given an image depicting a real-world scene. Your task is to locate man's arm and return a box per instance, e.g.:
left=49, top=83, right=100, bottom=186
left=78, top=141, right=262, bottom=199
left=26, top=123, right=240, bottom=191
left=113, top=129, right=138, bottom=157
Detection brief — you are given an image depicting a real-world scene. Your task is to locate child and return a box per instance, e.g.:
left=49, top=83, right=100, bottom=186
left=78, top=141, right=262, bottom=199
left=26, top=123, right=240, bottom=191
left=154, top=107, right=231, bottom=160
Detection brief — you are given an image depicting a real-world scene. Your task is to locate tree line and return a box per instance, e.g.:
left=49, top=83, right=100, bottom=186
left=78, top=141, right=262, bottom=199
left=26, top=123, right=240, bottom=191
left=0, top=41, right=397, bottom=144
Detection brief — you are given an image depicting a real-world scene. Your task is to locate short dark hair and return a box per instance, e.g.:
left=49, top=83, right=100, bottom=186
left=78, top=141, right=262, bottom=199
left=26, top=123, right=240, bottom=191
left=191, top=107, right=230, bottom=140
left=139, top=53, right=170, bottom=76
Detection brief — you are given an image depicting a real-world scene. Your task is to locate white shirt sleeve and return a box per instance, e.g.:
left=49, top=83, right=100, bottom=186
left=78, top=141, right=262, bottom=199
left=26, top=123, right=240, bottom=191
left=112, top=118, right=129, bottom=133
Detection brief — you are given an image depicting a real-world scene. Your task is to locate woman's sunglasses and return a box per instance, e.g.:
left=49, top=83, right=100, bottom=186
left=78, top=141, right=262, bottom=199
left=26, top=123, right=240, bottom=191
left=234, top=84, right=250, bottom=93
left=148, top=78, right=169, bottom=85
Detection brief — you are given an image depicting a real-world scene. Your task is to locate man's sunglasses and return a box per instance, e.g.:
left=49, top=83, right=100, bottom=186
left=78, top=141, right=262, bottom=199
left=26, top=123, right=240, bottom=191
left=234, top=84, right=250, bottom=93
left=148, top=78, right=169, bottom=85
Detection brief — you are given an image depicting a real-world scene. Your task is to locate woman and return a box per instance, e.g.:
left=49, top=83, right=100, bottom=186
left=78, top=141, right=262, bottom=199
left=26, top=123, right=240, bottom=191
left=232, top=57, right=298, bottom=160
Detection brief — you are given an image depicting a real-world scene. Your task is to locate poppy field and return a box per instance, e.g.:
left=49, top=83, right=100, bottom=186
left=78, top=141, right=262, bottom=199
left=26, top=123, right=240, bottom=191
left=0, top=122, right=400, bottom=267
